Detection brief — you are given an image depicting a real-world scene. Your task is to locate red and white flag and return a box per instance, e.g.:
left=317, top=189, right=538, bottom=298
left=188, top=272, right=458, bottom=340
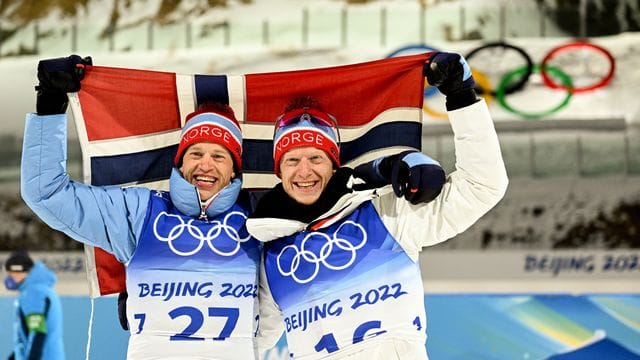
left=69, top=53, right=430, bottom=297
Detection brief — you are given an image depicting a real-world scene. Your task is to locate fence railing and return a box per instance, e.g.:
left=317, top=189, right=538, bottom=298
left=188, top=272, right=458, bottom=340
left=423, top=122, right=640, bottom=179
left=0, top=1, right=594, bottom=57
left=1, top=123, right=639, bottom=184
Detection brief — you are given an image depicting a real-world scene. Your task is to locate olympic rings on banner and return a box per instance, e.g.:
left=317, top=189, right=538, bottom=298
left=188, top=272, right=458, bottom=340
left=386, top=40, right=615, bottom=119
left=421, top=96, right=447, bottom=120
left=385, top=44, right=440, bottom=98
left=422, top=68, right=494, bottom=120
left=466, top=41, right=534, bottom=97
left=471, top=68, right=495, bottom=99
left=385, top=43, right=437, bottom=58
left=540, top=41, right=615, bottom=93
left=497, top=64, right=573, bottom=119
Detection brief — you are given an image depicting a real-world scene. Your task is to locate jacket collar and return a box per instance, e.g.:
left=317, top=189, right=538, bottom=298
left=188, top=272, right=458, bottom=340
left=250, top=168, right=354, bottom=223
left=247, top=168, right=388, bottom=241
left=169, top=167, right=241, bottom=220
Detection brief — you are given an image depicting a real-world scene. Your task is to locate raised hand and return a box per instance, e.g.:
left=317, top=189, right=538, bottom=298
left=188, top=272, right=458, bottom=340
left=423, top=51, right=478, bottom=111
left=36, top=55, right=92, bottom=115
left=389, top=151, right=445, bottom=204
left=354, top=150, right=445, bottom=204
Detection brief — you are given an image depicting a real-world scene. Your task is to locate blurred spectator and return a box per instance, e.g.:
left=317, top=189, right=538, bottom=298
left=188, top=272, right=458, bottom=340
left=4, top=251, right=65, bottom=360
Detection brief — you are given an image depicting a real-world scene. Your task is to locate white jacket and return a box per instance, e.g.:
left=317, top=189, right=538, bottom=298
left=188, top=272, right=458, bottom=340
left=248, top=100, right=509, bottom=359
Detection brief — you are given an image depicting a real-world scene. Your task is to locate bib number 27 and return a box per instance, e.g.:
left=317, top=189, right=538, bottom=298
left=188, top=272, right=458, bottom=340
left=134, top=306, right=239, bottom=341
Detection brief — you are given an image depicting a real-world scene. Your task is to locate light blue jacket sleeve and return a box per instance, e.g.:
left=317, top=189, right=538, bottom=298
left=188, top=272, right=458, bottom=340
left=20, top=113, right=151, bottom=263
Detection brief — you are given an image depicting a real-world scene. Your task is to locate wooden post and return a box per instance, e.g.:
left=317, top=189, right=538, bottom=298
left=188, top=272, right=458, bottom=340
left=380, top=7, right=387, bottom=47
left=419, top=2, right=426, bottom=44
left=186, top=22, right=192, bottom=48
left=71, top=23, right=78, bottom=52
left=302, top=8, right=309, bottom=48
left=341, top=7, right=348, bottom=47
left=147, top=20, right=154, bottom=50
left=262, top=20, right=269, bottom=46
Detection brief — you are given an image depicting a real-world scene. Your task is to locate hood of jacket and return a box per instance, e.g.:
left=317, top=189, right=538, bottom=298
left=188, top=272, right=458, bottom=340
left=19, top=261, right=56, bottom=291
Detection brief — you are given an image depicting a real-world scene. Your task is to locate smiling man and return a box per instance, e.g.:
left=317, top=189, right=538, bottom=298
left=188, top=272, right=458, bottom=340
left=174, top=106, right=244, bottom=214
left=271, top=104, right=341, bottom=206
left=278, top=147, right=334, bottom=205
left=21, top=55, right=262, bottom=359
left=248, top=51, right=508, bottom=360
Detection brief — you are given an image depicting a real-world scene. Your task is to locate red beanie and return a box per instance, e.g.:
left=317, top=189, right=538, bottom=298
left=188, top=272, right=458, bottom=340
left=273, top=108, right=340, bottom=177
left=174, top=111, right=243, bottom=170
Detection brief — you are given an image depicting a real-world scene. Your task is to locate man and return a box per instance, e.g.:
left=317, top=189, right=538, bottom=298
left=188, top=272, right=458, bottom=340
left=4, top=251, right=64, bottom=360
left=21, top=56, right=261, bottom=359
left=247, top=51, right=509, bottom=359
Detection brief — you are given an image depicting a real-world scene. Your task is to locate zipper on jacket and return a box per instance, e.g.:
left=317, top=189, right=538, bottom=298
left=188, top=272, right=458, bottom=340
left=196, top=189, right=208, bottom=221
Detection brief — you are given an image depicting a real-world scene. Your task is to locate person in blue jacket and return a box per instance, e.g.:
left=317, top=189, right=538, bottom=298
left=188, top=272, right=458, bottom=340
left=248, top=52, right=509, bottom=359
left=21, top=56, right=262, bottom=359
left=4, top=251, right=65, bottom=360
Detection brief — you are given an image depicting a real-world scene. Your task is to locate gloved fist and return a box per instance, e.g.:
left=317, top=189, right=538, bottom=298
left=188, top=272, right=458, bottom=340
left=352, top=157, right=389, bottom=189
left=423, top=51, right=478, bottom=111
left=390, top=151, right=445, bottom=204
left=36, top=54, right=92, bottom=115
left=353, top=150, right=445, bottom=204
left=37, top=54, right=92, bottom=92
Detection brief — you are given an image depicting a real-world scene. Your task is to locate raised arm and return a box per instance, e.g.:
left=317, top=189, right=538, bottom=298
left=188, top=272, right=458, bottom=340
left=373, top=51, right=509, bottom=260
left=21, top=55, right=150, bottom=263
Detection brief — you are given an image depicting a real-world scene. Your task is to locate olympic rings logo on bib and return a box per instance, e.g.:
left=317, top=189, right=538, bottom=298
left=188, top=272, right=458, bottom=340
left=153, top=211, right=251, bottom=256
left=277, top=221, right=367, bottom=284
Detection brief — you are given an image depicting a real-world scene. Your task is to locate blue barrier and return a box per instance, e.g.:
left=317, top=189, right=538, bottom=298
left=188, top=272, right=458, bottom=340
left=1, top=294, right=639, bottom=359
left=0, top=296, right=129, bottom=360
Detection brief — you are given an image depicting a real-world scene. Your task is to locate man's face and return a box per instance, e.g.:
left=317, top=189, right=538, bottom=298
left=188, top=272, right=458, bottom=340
left=279, top=146, right=335, bottom=205
left=5, top=271, right=27, bottom=288
left=179, top=142, right=235, bottom=201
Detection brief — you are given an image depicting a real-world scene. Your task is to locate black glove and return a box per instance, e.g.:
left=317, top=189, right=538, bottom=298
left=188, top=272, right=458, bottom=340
left=36, top=54, right=92, bottom=115
left=354, top=150, right=445, bottom=204
left=423, top=51, right=478, bottom=111
left=117, top=291, right=129, bottom=331
left=351, top=157, right=389, bottom=189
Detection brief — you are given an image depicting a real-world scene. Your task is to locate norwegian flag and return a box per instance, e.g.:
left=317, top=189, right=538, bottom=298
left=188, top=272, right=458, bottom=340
left=68, top=53, right=430, bottom=297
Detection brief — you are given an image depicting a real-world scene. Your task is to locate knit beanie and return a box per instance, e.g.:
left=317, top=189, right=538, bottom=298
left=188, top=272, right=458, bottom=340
left=174, top=109, right=243, bottom=172
left=273, top=107, right=340, bottom=177
left=4, top=251, right=34, bottom=272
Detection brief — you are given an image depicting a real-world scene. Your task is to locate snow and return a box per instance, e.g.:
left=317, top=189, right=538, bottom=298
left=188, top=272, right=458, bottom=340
left=0, top=0, right=639, bottom=254
left=1, top=0, right=638, bottom=122
left=2, top=33, right=640, bottom=136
